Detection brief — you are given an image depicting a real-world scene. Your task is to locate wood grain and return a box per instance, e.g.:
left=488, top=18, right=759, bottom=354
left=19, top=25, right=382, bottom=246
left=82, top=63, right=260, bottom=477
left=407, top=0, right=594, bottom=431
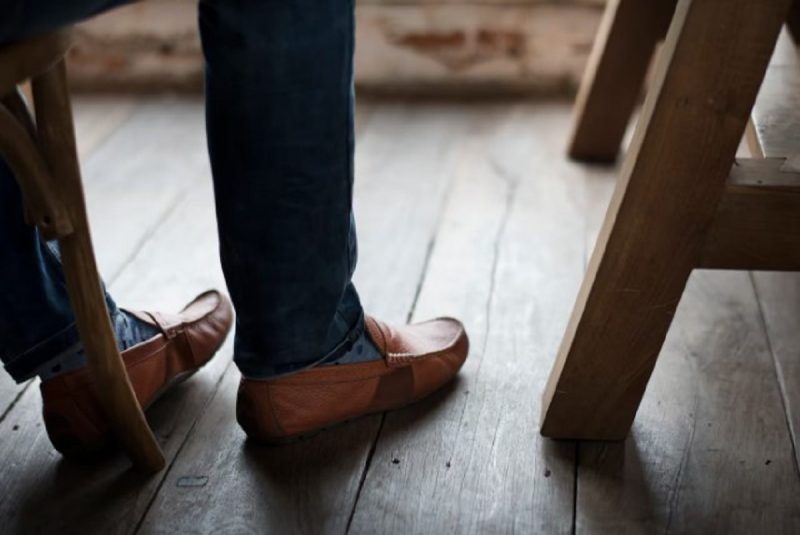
left=80, top=98, right=209, bottom=281
left=542, top=0, right=791, bottom=440
left=349, top=104, right=594, bottom=533
left=751, top=271, right=800, bottom=472
left=35, top=59, right=165, bottom=471
left=576, top=270, right=800, bottom=533
left=2, top=95, right=799, bottom=532
left=573, top=167, right=800, bottom=533
left=0, top=97, right=136, bottom=428
left=573, top=103, right=800, bottom=533
left=136, top=102, right=479, bottom=534
left=567, top=0, right=675, bottom=162
left=5, top=97, right=193, bottom=415
left=749, top=28, right=800, bottom=161
left=700, top=158, right=800, bottom=271
left=0, top=97, right=223, bottom=531
left=731, top=25, right=800, bottom=475
left=0, top=178, right=232, bottom=533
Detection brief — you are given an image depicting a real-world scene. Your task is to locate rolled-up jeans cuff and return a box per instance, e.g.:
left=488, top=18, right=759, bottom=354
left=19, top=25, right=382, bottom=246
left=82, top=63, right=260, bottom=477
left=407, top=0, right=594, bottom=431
left=3, top=321, right=82, bottom=382
left=235, top=312, right=366, bottom=380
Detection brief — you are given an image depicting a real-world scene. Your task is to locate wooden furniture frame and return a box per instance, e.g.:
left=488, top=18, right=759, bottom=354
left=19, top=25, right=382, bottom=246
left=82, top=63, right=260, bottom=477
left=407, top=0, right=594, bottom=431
left=0, top=30, right=165, bottom=471
left=541, top=0, right=800, bottom=440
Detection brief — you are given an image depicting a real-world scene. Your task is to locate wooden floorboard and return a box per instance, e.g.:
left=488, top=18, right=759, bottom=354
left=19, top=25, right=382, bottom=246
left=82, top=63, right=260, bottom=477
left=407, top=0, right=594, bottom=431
left=348, top=104, right=587, bottom=533
left=73, top=96, right=139, bottom=161
left=136, top=102, right=479, bottom=534
left=576, top=272, right=800, bottom=534
left=0, top=182, right=231, bottom=534
left=81, top=98, right=209, bottom=281
left=2, top=98, right=799, bottom=534
left=751, top=271, right=800, bottom=471
left=574, top=161, right=800, bottom=533
left=0, top=97, right=222, bottom=534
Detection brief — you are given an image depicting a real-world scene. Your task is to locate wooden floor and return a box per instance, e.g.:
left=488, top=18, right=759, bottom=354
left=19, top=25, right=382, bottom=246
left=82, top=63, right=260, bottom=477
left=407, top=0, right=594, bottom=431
left=1, top=97, right=799, bottom=534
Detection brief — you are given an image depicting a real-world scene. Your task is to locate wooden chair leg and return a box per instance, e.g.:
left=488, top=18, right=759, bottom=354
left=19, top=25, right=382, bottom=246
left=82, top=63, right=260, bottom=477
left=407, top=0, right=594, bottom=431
left=31, top=60, right=165, bottom=472
left=787, top=0, right=800, bottom=44
left=567, top=0, right=676, bottom=162
left=541, top=0, right=791, bottom=441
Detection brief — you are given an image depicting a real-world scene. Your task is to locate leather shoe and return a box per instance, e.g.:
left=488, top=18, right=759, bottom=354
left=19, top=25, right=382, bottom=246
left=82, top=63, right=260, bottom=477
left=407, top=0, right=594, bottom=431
left=40, top=290, right=233, bottom=457
left=236, top=315, right=469, bottom=444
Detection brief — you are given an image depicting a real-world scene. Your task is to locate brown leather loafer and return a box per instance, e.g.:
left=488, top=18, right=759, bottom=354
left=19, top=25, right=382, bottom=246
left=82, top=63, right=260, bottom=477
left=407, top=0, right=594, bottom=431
left=40, top=290, right=233, bottom=457
left=236, top=316, right=469, bottom=444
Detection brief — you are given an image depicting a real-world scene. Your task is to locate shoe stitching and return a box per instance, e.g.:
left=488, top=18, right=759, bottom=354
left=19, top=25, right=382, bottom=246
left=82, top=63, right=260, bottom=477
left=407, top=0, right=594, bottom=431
left=386, top=329, right=463, bottom=359
left=263, top=367, right=403, bottom=388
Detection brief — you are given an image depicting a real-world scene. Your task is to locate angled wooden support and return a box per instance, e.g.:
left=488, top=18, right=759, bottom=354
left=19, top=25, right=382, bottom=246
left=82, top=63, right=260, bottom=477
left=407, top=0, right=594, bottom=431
left=0, top=32, right=165, bottom=472
left=541, top=0, right=792, bottom=441
left=567, top=0, right=677, bottom=163
left=0, top=30, right=71, bottom=97
left=700, top=159, right=800, bottom=271
left=0, top=93, right=72, bottom=237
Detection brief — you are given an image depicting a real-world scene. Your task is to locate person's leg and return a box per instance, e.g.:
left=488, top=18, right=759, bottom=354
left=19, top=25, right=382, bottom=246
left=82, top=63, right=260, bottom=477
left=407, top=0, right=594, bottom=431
left=0, top=2, right=233, bottom=458
left=0, top=162, right=82, bottom=380
left=0, top=161, right=159, bottom=381
left=0, top=0, right=159, bottom=382
left=198, top=0, right=376, bottom=377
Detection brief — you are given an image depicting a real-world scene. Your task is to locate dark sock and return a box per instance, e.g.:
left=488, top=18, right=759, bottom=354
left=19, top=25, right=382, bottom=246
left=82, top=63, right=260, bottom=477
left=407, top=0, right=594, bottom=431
left=324, top=331, right=382, bottom=366
left=36, top=310, right=159, bottom=381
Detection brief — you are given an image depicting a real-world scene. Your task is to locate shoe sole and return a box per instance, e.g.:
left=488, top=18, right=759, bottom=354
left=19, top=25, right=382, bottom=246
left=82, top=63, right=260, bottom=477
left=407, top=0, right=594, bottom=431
left=57, top=326, right=231, bottom=459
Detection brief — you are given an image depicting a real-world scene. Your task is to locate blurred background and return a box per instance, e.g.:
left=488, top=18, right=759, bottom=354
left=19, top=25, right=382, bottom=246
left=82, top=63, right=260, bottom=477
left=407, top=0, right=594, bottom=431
left=66, top=0, right=603, bottom=96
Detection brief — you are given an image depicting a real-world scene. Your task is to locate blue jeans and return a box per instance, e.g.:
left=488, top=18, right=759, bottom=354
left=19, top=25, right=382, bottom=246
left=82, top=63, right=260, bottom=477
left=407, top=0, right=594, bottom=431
left=0, top=0, right=363, bottom=381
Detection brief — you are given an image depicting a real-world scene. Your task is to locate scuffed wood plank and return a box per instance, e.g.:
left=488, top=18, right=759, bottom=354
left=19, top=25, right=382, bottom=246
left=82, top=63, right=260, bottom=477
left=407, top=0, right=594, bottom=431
left=349, top=104, right=589, bottom=533
left=577, top=272, right=800, bottom=534
left=0, top=375, right=28, bottom=423
left=751, top=271, right=800, bottom=470
left=81, top=98, right=209, bottom=280
left=0, top=98, right=226, bottom=533
left=0, top=179, right=231, bottom=535
left=0, top=96, right=380, bottom=532
left=575, top=159, right=800, bottom=533
left=541, top=0, right=790, bottom=440
left=749, top=29, right=800, bottom=160
left=137, top=102, right=481, bottom=534
left=698, top=158, right=800, bottom=271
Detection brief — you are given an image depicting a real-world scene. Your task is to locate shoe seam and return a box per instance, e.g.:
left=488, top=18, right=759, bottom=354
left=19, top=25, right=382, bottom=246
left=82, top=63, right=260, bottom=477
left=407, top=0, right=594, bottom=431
left=265, top=384, right=287, bottom=435
left=367, top=317, right=388, bottom=354
left=261, top=368, right=400, bottom=388
left=44, top=340, right=170, bottom=394
left=386, top=330, right=463, bottom=359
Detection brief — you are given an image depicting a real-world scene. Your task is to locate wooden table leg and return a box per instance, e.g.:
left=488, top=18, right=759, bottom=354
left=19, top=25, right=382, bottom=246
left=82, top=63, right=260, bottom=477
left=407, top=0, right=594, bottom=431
left=787, top=0, right=800, bottom=44
left=31, top=60, right=165, bottom=472
left=541, top=0, right=791, bottom=441
left=567, top=0, right=676, bottom=163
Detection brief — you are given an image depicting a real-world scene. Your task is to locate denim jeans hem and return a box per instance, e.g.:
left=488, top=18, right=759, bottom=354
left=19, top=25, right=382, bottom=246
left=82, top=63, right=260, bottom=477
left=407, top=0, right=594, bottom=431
left=235, top=312, right=366, bottom=380
left=4, top=321, right=82, bottom=382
